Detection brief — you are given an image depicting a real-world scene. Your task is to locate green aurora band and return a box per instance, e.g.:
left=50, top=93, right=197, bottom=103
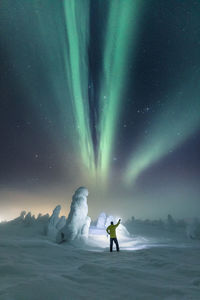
left=63, top=0, right=95, bottom=174
left=1, top=0, right=200, bottom=192
left=124, top=82, right=200, bottom=185
left=97, top=0, right=142, bottom=181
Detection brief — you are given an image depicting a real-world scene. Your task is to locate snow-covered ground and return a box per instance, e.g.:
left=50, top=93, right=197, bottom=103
left=0, top=219, right=200, bottom=300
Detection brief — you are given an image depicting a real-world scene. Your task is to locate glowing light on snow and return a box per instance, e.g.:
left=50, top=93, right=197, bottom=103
left=88, top=226, right=149, bottom=251
left=88, top=220, right=148, bottom=251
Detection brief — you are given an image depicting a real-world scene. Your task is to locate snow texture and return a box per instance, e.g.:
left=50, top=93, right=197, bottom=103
left=0, top=213, right=200, bottom=300
left=57, top=187, right=91, bottom=242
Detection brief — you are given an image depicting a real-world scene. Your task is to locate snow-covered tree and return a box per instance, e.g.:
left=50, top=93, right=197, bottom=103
left=57, top=187, right=91, bottom=243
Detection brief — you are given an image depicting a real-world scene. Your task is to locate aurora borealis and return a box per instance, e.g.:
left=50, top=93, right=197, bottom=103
left=63, top=0, right=95, bottom=174
left=124, top=81, right=200, bottom=185
left=0, top=0, right=200, bottom=220
left=97, top=0, right=142, bottom=180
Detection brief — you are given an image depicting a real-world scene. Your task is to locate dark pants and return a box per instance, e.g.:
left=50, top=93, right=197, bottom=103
left=110, top=238, right=119, bottom=252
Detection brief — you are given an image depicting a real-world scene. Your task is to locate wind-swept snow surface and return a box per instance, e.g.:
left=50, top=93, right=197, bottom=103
left=0, top=213, right=200, bottom=300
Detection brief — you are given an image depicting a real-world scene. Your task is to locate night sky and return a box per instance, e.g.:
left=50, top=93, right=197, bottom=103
left=1, top=0, right=200, bottom=221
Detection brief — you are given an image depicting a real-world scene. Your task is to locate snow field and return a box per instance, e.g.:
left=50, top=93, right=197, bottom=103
left=0, top=220, right=200, bottom=300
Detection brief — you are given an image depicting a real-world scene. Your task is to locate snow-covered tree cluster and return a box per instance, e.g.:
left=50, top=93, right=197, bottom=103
left=2, top=193, right=199, bottom=242
left=1, top=187, right=91, bottom=243
left=10, top=210, right=49, bottom=227
left=125, top=214, right=200, bottom=240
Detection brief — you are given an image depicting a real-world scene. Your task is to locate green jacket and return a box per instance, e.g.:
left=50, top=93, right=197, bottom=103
left=106, top=220, right=120, bottom=238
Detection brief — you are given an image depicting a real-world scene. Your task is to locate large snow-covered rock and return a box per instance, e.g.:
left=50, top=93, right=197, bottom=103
left=57, top=187, right=91, bottom=242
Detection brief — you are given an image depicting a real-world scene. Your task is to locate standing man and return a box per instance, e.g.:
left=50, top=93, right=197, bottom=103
left=106, top=219, right=121, bottom=252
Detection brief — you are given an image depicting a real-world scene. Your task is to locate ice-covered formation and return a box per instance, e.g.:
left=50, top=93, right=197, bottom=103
left=47, top=205, right=63, bottom=240
left=56, top=216, right=66, bottom=231
left=20, top=210, right=26, bottom=219
left=81, top=216, right=91, bottom=239
left=57, top=187, right=91, bottom=243
left=105, top=215, right=115, bottom=228
left=49, top=205, right=61, bottom=226
left=24, top=212, right=36, bottom=226
left=9, top=211, right=50, bottom=230
left=10, top=211, right=26, bottom=225
left=37, top=213, right=50, bottom=223
left=96, top=212, right=106, bottom=228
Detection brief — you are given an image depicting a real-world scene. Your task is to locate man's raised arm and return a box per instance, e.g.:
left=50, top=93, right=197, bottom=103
left=115, top=219, right=121, bottom=228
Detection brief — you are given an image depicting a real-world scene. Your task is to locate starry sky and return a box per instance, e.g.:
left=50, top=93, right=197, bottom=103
left=0, top=0, right=200, bottom=221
